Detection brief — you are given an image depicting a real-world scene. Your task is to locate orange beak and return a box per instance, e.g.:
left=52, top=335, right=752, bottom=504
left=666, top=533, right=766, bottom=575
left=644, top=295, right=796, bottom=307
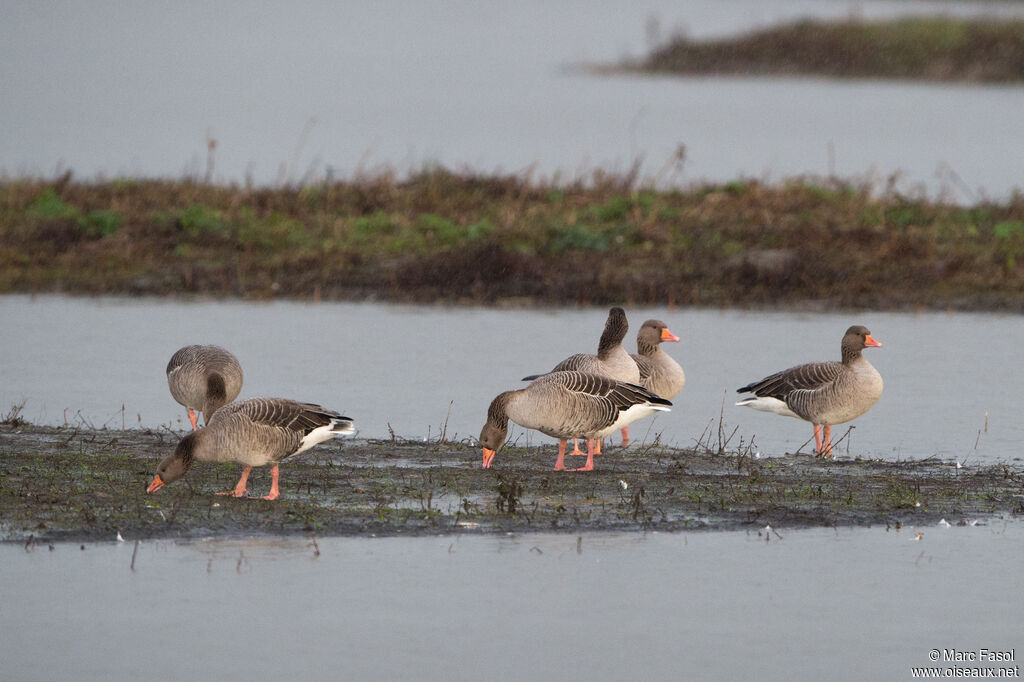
left=660, top=327, right=681, bottom=342
left=146, top=474, right=165, bottom=494
left=482, top=448, right=496, bottom=469
left=864, top=334, right=882, bottom=348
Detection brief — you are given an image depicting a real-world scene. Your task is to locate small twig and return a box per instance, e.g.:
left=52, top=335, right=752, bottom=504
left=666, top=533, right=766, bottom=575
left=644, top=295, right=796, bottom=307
left=130, top=539, right=139, bottom=571
left=717, top=393, right=726, bottom=453
left=439, top=401, right=453, bottom=444
left=795, top=433, right=814, bottom=456
left=829, top=425, right=855, bottom=456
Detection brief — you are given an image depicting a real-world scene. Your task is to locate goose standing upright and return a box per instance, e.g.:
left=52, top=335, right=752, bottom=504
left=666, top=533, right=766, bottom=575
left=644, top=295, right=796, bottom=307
left=146, top=397, right=354, bottom=500
left=735, top=325, right=883, bottom=457
left=523, top=307, right=640, bottom=451
left=626, top=319, right=685, bottom=444
left=166, top=345, right=243, bottom=430
left=479, top=371, right=671, bottom=472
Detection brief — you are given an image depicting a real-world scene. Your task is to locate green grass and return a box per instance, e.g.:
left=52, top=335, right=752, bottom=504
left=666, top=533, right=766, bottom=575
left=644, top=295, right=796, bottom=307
left=1, top=169, right=1023, bottom=308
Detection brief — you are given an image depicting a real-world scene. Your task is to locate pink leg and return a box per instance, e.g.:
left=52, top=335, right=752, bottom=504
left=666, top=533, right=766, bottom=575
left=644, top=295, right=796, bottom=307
left=262, top=465, right=281, bottom=500
left=821, top=425, right=833, bottom=458
left=595, top=439, right=603, bottom=455
left=188, top=409, right=199, bottom=431
left=572, top=440, right=596, bottom=472
left=568, top=438, right=585, bottom=456
left=553, top=440, right=568, bottom=471
left=620, top=425, right=630, bottom=447
left=216, top=465, right=251, bottom=497
left=813, top=424, right=823, bottom=455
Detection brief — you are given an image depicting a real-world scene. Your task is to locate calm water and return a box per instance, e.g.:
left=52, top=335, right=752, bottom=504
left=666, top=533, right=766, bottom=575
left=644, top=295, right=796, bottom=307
left=1, top=295, right=1022, bottom=465
left=3, top=525, right=1021, bottom=680
left=2, top=1, right=1023, bottom=200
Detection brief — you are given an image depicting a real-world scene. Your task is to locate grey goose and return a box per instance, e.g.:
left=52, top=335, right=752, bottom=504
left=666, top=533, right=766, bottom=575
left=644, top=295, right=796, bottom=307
left=735, top=325, right=883, bottom=457
left=479, top=371, right=671, bottom=472
left=147, top=397, right=355, bottom=500
left=166, top=345, right=243, bottom=430
left=523, top=307, right=641, bottom=452
left=627, top=319, right=685, bottom=443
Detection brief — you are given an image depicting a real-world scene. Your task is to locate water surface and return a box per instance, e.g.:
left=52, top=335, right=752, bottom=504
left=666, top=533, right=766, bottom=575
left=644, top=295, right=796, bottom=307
left=1, top=295, right=1021, bottom=465
left=2, top=1, right=1022, bottom=199
left=3, top=525, right=1020, bottom=680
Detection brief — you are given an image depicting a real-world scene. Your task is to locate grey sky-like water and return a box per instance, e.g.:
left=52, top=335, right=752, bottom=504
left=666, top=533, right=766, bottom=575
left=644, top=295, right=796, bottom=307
left=1, top=295, right=1021, bottom=465
left=2, top=1, right=1023, bottom=200
left=3, top=524, right=1021, bottom=680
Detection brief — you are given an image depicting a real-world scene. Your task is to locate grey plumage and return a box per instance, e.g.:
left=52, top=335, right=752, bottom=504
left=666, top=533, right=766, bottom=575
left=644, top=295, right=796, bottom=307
left=630, top=319, right=685, bottom=400
left=201, top=398, right=355, bottom=465
left=148, top=397, right=354, bottom=498
left=735, top=325, right=883, bottom=456
left=523, top=307, right=640, bottom=385
left=166, top=345, right=243, bottom=427
left=479, top=371, right=671, bottom=470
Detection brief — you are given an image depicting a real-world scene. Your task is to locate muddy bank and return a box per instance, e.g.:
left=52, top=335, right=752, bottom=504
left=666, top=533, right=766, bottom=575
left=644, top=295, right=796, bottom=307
left=617, top=17, right=1024, bottom=84
left=3, top=173, right=1024, bottom=311
left=1, top=424, right=1021, bottom=543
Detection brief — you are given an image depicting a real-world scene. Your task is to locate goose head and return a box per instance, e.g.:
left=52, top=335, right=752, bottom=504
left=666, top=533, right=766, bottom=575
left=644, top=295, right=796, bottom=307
left=146, top=431, right=197, bottom=493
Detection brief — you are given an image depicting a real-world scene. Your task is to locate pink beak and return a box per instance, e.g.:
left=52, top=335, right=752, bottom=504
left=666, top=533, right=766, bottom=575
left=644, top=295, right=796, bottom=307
left=482, top=449, right=496, bottom=468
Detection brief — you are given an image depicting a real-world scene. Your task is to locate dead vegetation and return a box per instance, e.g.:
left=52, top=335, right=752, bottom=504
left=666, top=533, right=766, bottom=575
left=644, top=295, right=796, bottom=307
left=628, top=17, right=1024, bottom=84
left=1, top=424, right=1021, bottom=542
left=2, top=170, right=1024, bottom=310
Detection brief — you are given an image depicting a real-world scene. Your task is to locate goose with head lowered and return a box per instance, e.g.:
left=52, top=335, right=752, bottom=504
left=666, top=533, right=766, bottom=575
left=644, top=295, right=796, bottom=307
left=735, top=325, right=883, bottom=457
left=522, top=307, right=641, bottom=452
left=166, top=345, right=244, bottom=430
left=479, top=371, right=671, bottom=472
left=147, top=397, right=355, bottom=500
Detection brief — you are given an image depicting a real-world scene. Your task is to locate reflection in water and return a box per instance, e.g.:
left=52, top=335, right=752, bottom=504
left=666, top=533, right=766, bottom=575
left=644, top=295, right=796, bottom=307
left=2, top=525, right=1021, bottom=680
left=3, top=296, right=1024, bottom=464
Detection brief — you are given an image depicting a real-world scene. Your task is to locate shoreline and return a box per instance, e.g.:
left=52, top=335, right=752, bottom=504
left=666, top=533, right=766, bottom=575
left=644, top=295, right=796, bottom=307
left=619, top=17, right=1024, bottom=85
left=2, top=424, right=1021, bottom=543
left=2, top=172, right=1024, bottom=311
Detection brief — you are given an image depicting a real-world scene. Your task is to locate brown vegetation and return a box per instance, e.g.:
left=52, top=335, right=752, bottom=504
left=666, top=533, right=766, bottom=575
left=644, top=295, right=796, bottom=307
left=630, top=17, right=1024, bottom=83
left=2, top=169, right=1024, bottom=310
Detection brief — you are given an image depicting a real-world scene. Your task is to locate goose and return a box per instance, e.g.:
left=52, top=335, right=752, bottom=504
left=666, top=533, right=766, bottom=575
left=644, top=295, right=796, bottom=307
left=479, top=371, right=671, bottom=472
left=146, top=397, right=355, bottom=500
left=735, top=325, right=883, bottom=457
left=166, top=345, right=244, bottom=430
left=626, top=319, right=685, bottom=444
left=522, top=307, right=641, bottom=452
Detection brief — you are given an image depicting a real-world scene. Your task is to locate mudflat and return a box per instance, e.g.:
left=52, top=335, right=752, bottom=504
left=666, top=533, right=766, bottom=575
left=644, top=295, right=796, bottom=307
left=2, top=424, right=1021, bottom=543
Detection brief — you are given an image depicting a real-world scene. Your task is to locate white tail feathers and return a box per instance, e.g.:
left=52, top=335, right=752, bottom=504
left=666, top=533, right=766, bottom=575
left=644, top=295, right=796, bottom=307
left=331, top=417, right=356, bottom=435
left=735, top=396, right=800, bottom=419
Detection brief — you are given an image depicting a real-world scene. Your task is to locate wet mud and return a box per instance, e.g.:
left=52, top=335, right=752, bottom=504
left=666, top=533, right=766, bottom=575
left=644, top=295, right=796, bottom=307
left=1, top=424, right=1022, bottom=542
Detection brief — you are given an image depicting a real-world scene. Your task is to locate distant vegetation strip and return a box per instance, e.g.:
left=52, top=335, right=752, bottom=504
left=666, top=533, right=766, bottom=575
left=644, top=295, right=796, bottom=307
left=2, top=169, right=1024, bottom=309
left=621, top=16, right=1024, bottom=83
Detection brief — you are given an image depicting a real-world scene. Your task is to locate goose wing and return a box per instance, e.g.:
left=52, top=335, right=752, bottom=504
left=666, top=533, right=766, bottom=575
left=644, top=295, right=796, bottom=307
left=737, top=361, right=842, bottom=401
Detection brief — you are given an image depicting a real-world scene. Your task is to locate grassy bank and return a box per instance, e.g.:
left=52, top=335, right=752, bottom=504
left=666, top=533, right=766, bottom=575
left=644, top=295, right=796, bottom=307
left=625, top=16, right=1024, bottom=83
left=2, top=171, right=1024, bottom=309
left=1, top=424, right=1021, bottom=542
